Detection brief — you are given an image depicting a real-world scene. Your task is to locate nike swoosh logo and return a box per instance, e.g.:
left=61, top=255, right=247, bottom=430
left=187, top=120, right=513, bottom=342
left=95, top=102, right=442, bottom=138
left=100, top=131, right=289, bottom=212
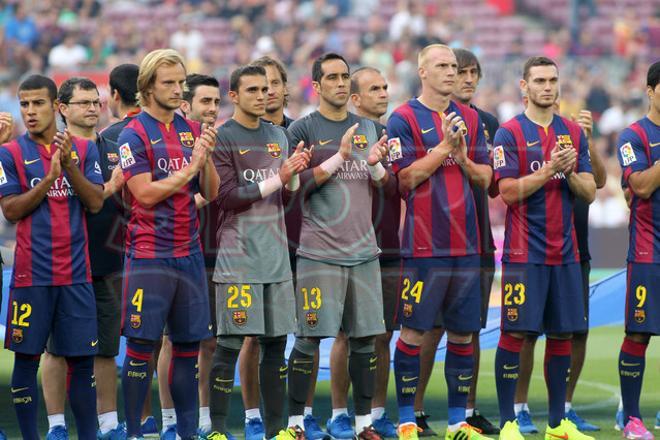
left=279, top=366, right=288, bottom=372
left=421, top=127, right=435, bottom=134
left=215, top=378, right=234, bottom=383
left=319, top=139, right=333, bottom=146
left=527, top=140, right=540, bottom=147
left=129, top=360, right=147, bottom=367
left=91, top=340, right=98, bottom=347
left=401, top=376, right=418, bottom=383
left=150, top=138, right=162, bottom=145
left=239, top=149, right=250, bottom=155
left=503, top=364, right=519, bottom=370
left=620, top=361, right=641, bottom=367
left=650, top=142, right=660, bottom=147
left=370, top=357, right=378, bottom=363
left=11, top=387, right=28, bottom=393
left=24, top=158, right=40, bottom=165
left=546, top=433, right=569, bottom=440
left=458, top=374, right=473, bottom=381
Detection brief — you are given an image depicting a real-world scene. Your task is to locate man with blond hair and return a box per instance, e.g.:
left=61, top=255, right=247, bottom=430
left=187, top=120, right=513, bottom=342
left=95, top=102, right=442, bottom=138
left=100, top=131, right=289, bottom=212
left=387, top=44, right=492, bottom=440
left=117, top=48, right=219, bottom=440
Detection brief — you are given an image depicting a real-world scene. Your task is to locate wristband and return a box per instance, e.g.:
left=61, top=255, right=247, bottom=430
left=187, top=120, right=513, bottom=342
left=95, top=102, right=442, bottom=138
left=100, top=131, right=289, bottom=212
left=368, top=162, right=386, bottom=181
left=319, top=152, right=345, bottom=176
left=257, top=174, right=283, bottom=198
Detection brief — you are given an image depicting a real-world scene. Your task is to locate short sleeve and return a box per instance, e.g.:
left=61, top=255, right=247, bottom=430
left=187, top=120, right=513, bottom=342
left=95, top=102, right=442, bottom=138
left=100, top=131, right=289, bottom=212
left=118, top=127, right=151, bottom=180
left=576, top=130, right=593, bottom=174
left=83, top=140, right=104, bottom=185
left=0, top=146, right=22, bottom=197
left=386, top=112, right=417, bottom=172
left=617, top=128, right=648, bottom=184
left=493, top=127, right=520, bottom=181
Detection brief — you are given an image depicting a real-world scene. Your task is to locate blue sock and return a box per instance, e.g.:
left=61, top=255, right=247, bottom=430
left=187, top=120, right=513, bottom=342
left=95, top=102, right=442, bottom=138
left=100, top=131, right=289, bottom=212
left=66, top=356, right=97, bottom=439
left=495, top=333, right=523, bottom=427
left=619, top=337, right=647, bottom=425
left=122, top=340, right=154, bottom=437
left=394, top=338, right=420, bottom=425
left=12, top=353, right=40, bottom=440
left=544, top=339, right=571, bottom=428
left=445, top=342, right=474, bottom=425
left=171, top=342, right=200, bottom=438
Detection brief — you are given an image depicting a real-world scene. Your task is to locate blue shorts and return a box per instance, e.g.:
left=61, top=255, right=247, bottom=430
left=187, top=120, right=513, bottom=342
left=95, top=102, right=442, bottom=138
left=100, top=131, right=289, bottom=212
left=625, top=262, right=660, bottom=335
left=4, top=284, right=97, bottom=356
left=397, top=256, right=481, bottom=333
left=121, top=253, right=212, bottom=343
left=500, top=263, right=587, bottom=335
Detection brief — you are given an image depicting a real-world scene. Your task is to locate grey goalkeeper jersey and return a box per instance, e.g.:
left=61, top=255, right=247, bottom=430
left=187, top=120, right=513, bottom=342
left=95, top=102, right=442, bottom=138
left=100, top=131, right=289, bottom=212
left=288, top=111, right=385, bottom=266
left=213, top=119, right=292, bottom=284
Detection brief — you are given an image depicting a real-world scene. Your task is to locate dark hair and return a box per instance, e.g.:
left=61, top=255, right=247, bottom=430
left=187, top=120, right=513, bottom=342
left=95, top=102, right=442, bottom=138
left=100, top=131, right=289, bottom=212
left=18, top=74, right=57, bottom=102
left=183, top=74, right=220, bottom=103
left=58, top=77, right=98, bottom=104
left=350, top=66, right=381, bottom=94
left=312, top=52, right=349, bottom=83
left=523, top=56, right=558, bottom=80
left=251, top=56, right=288, bottom=84
left=453, top=48, right=482, bottom=79
left=648, top=61, right=660, bottom=89
left=109, top=64, right=139, bottom=106
left=229, top=65, right=266, bottom=92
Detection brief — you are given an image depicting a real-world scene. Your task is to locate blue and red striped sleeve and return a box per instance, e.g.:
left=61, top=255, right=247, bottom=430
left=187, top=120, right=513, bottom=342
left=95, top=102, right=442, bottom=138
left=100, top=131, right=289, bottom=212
left=386, top=109, right=418, bottom=172
left=492, top=126, right=520, bottom=181
left=0, top=143, right=22, bottom=196
left=118, top=124, right=151, bottom=179
left=575, top=129, right=592, bottom=174
left=616, top=126, right=648, bottom=184
left=81, top=139, right=104, bottom=185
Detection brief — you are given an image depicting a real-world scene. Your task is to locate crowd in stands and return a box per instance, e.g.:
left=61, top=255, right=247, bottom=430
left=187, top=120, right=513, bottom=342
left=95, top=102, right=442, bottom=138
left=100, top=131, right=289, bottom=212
left=0, top=0, right=658, bottom=239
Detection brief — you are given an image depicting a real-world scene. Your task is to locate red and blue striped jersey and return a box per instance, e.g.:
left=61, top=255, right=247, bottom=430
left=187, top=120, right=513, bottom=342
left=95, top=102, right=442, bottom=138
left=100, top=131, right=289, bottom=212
left=616, top=117, right=659, bottom=264
left=0, top=133, right=103, bottom=287
left=387, top=98, right=489, bottom=258
left=493, top=113, right=592, bottom=265
left=118, top=112, right=202, bottom=259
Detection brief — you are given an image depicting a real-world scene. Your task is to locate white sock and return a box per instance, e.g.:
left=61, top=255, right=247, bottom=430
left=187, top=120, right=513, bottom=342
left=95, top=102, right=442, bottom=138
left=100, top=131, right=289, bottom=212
left=289, top=415, right=304, bottom=428
left=199, top=406, right=211, bottom=431
left=162, top=408, right=177, bottom=427
left=332, top=408, right=348, bottom=421
left=371, top=407, right=385, bottom=421
left=48, top=414, right=66, bottom=431
left=355, top=414, right=372, bottom=432
left=447, top=422, right=464, bottom=432
left=618, top=398, right=624, bottom=411
left=304, top=406, right=314, bottom=417
left=465, top=408, right=474, bottom=418
left=98, top=411, right=119, bottom=434
left=514, top=403, right=525, bottom=415
left=565, top=402, right=572, bottom=413
left=245, top=408, right=262, bottom=422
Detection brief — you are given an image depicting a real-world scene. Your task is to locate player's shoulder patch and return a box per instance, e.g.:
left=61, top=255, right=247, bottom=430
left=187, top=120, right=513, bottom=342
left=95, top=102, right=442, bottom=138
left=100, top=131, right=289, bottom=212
left=387, top=137, right=402, bottom=162
left=119, top=142, right=136, bottom=168
left=0, top=161, right=7, bottom=185
left=620, top=142, right=637, bottom=166
left=493, top=145, right=506, bottom=169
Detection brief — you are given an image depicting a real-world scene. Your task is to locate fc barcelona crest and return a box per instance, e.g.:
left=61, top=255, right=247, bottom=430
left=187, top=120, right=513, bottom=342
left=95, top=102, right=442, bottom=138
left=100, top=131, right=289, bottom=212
left=12, top=328, right=23, bottom=344
left=556, top=134, right=573, bottom=151
left=130, top=314, right=141, bottom=329
left=267, top=143, right=282, bottom=158
left=306, top=312, right=318, bottom=328
left=507, top=308, right=518, bottom=322
left=353, top=134, right=368, bottom=150
left=179, top=131, right=195, bottom=148
left=634, top=309, right=645, bottom=323
left=233, top=310, right=247, bottom=326
left=403, top=303, right=413, bottom=318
